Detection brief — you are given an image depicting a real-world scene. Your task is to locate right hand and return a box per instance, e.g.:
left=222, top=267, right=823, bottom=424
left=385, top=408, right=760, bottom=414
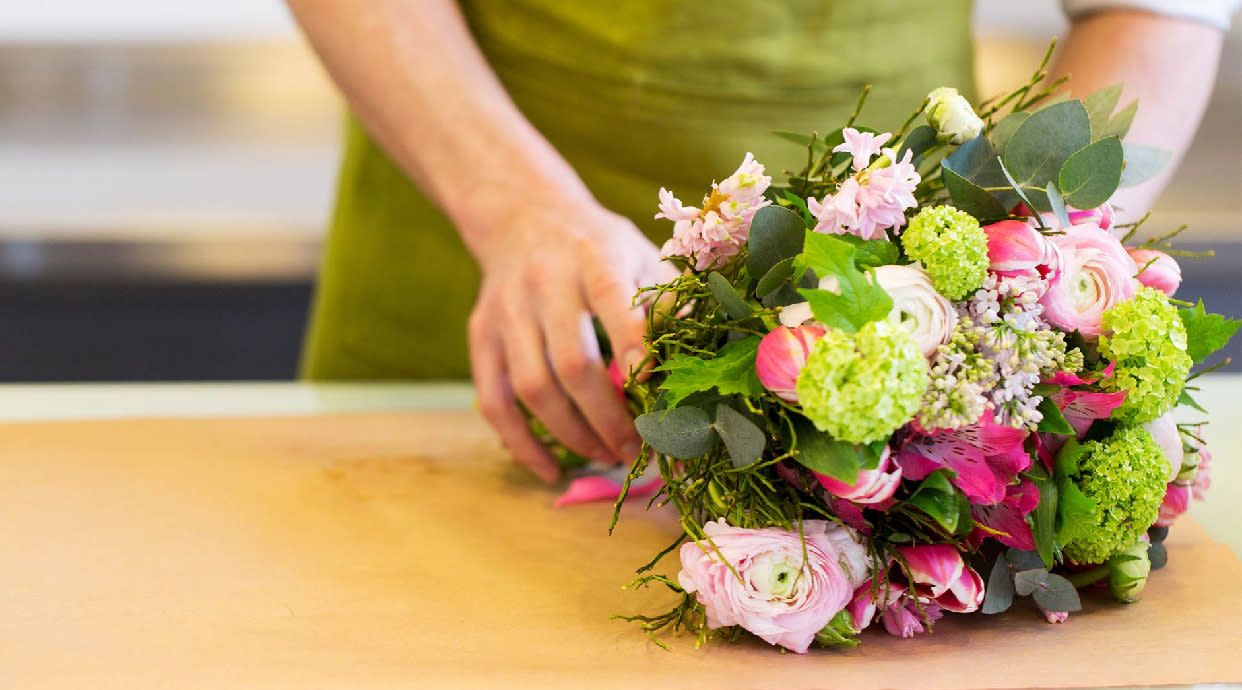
left=466, top=197, right=677, bottom=483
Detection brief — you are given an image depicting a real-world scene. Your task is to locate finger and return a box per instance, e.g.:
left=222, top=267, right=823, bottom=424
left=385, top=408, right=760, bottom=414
left=468, top=323, right=559, bottom=483
left=583, top=267, right=650, bottom=388
left=500, top=299, right=616, bottom=464
left=545, top=288, right=643, bottom=464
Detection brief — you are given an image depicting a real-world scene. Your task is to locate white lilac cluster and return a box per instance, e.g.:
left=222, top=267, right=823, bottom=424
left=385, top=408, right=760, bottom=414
left=917, top=316, right=995, bottom=431
left=961, top=274, right=1074, bottom=429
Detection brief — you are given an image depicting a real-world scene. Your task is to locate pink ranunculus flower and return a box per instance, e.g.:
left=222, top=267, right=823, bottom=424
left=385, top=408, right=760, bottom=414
left=874, top=264, right=956, bottom=357
left=1128, top=248, right=1182, bottom=296
left=815, top=446, right=902, bottom=504
left=1144, top=412, right=1184, bottom=482
left=1038, top=223, right=1138, bottom=337
left=1155, top=481, right=1192, bottom=527
left=678, top=519, right=869, bottom=654
left=755, top=325, right=826, bottom=402
left=983, top=219, right=1063, bottom=287
left=897, top=545, right=985, bottom=613
left=848, top=580, right=942, bottom=638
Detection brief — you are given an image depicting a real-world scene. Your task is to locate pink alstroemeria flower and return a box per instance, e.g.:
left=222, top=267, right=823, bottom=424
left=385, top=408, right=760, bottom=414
left=815, top=446, right=902, bottom=505
left=970, top=479, right=1041, bottom=551
left=895, top=414, right=1030, bottom=505
left=897, top=545, right=985, bottom=613
left=847, top=580, right=943, bottom=639
left=1052, top=388, right=1128, bottom=439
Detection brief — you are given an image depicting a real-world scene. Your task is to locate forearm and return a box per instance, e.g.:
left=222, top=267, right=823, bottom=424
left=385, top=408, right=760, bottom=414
left=286, top=0, right=592, bottom=257
left=1051, top=10, right=1225, bottom=217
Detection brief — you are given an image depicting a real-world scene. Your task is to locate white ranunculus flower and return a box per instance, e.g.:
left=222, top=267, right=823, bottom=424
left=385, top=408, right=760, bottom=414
left=777, top=275, right=840, bottom=328
left=874, top=264, right=955, bottom=357
left=926, top=87, right=983, bottom=145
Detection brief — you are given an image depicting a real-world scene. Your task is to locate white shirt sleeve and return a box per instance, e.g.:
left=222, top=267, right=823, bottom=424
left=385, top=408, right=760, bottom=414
left=1062, top=0, right=1240, bottom=30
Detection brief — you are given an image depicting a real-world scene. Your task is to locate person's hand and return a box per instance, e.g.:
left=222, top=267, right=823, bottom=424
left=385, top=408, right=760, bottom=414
left=466, top=197, right=677, bottom=483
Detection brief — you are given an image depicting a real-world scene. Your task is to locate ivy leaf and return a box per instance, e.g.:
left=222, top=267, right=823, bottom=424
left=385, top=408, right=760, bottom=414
left=789, top=417, right=864, bottom=484
left=982, top=554, right=1016, bottom=614
left=1057, top=136, right=1124, bottom=209
left=715, top=403, right=766, bottom=468
left=795, top=231, right=893, bottom=333
left=1003, top=100, right=1091, bottom=208
left=634, top=406, right=716, bottom=459
left=657, top=336, right=763, bottom=408
left=1179, top=300, right=1242, bottom=364
left=707, top=272, right=754, bottom=321
left=1031, top=477, right=1058, bottom=567
left=1032, top=573, right=1083, bottom=613
left=1014, top=568, right=1049, bottom=596
left=906, top=470, right=960, bottom=533
left=835, top=233, right=901, bottom=269
left=1036, top=397, right=1075, bottom=435
left=747, top=206, right=807, bottom=280
left=1056, top=479, right=1098, bottom=545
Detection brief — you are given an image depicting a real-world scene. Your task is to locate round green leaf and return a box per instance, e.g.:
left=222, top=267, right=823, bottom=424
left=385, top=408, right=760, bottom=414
left=715, top=403, right=766, bottom=468
left=1058, top=136, right=1123, bottom=209
left=634, top=407, right=716, bottom=459
left=746, top=206, right=806, bottom=279
left=1003, top=100, right=1091, bottom=194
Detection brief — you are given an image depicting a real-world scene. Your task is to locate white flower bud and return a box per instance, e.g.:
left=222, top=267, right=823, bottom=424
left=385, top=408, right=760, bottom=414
left=926, top=87, right=983, bottom=145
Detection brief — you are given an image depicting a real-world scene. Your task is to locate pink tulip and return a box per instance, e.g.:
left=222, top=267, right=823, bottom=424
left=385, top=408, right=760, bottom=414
left=1039, top=224, right=1138, bottom=337
left=1128, top=248, right=1182, bottom=296
left=1155, top=481, right=1192, bottom=527
left=847, top=580, right=943, bottom=638
left=983, top=219, right=1062, bottom=283
left=755, top=325, right=825, bottom=402
left=1067, top=203, right=1115, bottom=231
left=897, top=545, right=985, bottom=613
left=815, top=446, right=902, bottom=504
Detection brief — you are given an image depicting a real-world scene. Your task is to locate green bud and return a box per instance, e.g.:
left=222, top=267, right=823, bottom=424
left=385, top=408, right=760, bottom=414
left=1108, top=541, right=1152, bottom=603
left=815, top=609, right=860, bottom=648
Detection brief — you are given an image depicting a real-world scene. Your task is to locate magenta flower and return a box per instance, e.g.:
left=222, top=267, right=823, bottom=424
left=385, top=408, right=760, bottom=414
left=1129, top=247, right=1182, bottom=296
left=1042, top=608, right=1070, bottom=624
left=677, top=519, right=868, bottom=654
left=1053, top=387, right=1128, bottom=438
left=1039, top=224, right=1138, bottom=337
left=755, top=325, right=825, bottom=402
left=983, top=219, right=1062, bottom=286
left=898, top=544, right=985, bottom=613
left=553, top=473, right=662, bottom=508
left=847, top=580, right=943, bottom=638
left=895, top=414, right=1031, bottom=505
left=1155, top=481, right=1192, bottom=527
left=815, top=446, right=902, bottom=504
left=970, top=478, right=1041, bottom=551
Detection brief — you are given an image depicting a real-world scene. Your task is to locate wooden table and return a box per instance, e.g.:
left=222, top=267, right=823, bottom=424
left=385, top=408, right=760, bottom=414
left=1, top=380, right=1240, bottom=689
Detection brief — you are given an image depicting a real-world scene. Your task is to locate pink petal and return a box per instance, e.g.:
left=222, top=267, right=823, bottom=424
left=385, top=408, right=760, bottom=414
left=553, top=475, right=662, bottom=508
left=1055, top=389, right=1128, bottom=439
left=895, top=415, right=1030, bottom=505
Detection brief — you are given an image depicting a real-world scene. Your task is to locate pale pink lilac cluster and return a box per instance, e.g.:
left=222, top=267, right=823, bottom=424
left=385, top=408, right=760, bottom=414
left=807, top=129, right=920, bottom=241
left=656, top=153, right=772, bottom=271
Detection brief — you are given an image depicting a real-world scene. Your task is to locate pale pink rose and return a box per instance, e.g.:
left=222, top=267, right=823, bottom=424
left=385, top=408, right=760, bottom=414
left=1144, top=413, right=1184, bottom=482
left=1155, top=481, right=1192, bottom=527
left=656, top=154, right=771, bottom=271
left=1129, top=248, right=1182, bottom=296
left=815, top=446, right=902, bottom=504
left=755, top=325, right=825, bottom=402
left=897, top=545, right=985, bottom=613
left=874, top=264, right=956, bottom=357
left=678, top=519, right=869, bottom=654
left=1039, top=224, right=1138, bottom=337
left=983, top=219, right=1063, bottom=286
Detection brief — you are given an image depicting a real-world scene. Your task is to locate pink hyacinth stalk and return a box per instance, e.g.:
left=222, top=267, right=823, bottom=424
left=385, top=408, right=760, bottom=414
left=755, top=325, right=825, bottom=402
left=897, top=545, right=985, bottom=613
left=815, top=446, right=902, bottom=504
left=1129, top=248, right=1182, bottom=296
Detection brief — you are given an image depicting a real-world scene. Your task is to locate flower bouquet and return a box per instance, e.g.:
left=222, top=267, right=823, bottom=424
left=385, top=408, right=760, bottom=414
left=563, top=49, right=1239, bottom=653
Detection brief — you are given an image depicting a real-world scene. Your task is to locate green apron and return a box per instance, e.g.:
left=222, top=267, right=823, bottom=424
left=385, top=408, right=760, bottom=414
left=302, top=0, right=975, bottom=380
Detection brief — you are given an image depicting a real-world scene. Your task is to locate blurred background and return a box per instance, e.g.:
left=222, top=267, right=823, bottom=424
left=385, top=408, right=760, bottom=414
left=0, top=1, right=1238, bottom=381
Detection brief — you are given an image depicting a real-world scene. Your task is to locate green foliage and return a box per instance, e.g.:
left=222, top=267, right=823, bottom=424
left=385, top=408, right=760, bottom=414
left=706, top=271, right=754, bottom=321
left=982, top=555, right=1016, bottom=614
left=1119, top=143, right=1171, bottom=187
left=988, top=111, right=1029, bottom=155
left=1057, top=136, right=1123, bottom=209
left=754, top=257, right=795, bottom=298
left=1055, top=479, right=1098, bottom=545
left=897, top=124, right=938, bottom=162
left=794, top=231, right=893, bottom=333
left=634, top=406, right=716, bottom=459
left=657, top=336, right=763, bottom=408
left=941, top=135, right=1013, bottom=221
left=746, top=205, right=807, bottom=280
left=714, top=403, right=766, bottom=468
left=1003, top=100, right=1091, bottom=210
left=905, top=470, right=962, bottom=533
left=1031, top=477, right=1058, bottom=567
left=835, top=234, right=901, bottom=269
left=1100, top=287, right=1192, bottom=423
left=787, top=416, right=880, bottom=484
left=1036, top=396, right=1074, bottom=435
left=1179, top=299, right=1242, bottom=364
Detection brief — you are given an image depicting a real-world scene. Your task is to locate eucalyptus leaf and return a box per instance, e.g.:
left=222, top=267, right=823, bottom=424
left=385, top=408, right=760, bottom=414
left=755, top=257, right=796, bottom=298
left=1003, top=100, right=1091, bottom=204
left=1014, top=568, right=1048, bottom=596
left=1097, top=99, right=1137, bottom=141
left=898, top=124, right=938, bottom=162
left=989, top=111, right=1029, bottom=155
left=982, top=554, right=1015, bottom=614
left=1148, top=541, right=1168, bottom=570
left=942, top=165, right=1009, bottom=222
left=1007, top=548, right=1047, bottom=572
left=1058, top=136, right=1123, bottom=209
left=707, top=272, right=754, bottom=321
left=1083, top=84, right=1122, bottom=136
left=1119, top=144, right=1172, bottom=187
left=997, top=154, right=1049, bottom=214
left=746, top=206, right=807, bottom=280
left=634, top=407, right=716, bottom=459
left=1046, top=182, right=1071, bottom=230
left=789, top=417, right=863, bottom=484
left=715, top=403, right=766, bottom=468
left=1032, top=573, right=1082, bottom=613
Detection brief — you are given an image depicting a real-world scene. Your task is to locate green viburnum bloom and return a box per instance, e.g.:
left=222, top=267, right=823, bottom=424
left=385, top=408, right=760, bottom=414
left=795, top=319, right=929, bottom=444
left=900, top=205, right=988, bottom=300
left=1099, top=286, right=1192, bottom=424
left=1063, top=425, right=1168, bottom=565
left=1108, top=541, right=1152, bottom=604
